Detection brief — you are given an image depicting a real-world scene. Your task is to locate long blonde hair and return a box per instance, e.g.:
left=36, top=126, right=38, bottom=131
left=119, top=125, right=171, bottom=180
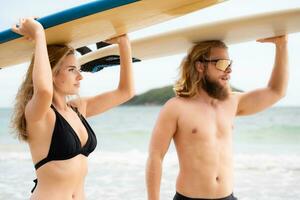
left=174, top=40, right=227, bottom=97
left=11, top=44, right=74, bottom=141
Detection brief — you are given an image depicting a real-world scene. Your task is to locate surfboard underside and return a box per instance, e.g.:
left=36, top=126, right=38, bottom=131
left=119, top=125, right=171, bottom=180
left=79, top=8, right=300, bottom=66
left=0, top=0, right=224, bottom=68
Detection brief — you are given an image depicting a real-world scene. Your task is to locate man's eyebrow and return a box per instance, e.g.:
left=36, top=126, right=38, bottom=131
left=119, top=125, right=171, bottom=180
left=209, top=58, right=230, bottom=60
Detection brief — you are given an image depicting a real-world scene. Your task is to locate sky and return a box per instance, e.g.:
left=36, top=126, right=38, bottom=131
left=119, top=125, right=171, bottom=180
left=0, top=0, right=300, bottom=108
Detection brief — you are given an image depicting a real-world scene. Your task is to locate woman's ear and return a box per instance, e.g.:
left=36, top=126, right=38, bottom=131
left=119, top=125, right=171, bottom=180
left=195, top=61, right=205, bottom=73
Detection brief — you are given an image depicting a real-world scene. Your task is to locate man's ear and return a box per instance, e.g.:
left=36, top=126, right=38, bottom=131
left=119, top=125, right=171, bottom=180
left=195, top=61, right=205, bottom=73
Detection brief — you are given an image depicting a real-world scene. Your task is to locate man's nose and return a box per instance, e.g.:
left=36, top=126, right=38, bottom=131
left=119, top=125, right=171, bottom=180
left=225, top=66, right=232, bottom=74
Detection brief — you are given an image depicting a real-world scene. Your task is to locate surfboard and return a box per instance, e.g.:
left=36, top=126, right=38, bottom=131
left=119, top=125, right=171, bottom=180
left=0, top=0, right=225, bottom=68
left=78, top=8, right=300, bottom=70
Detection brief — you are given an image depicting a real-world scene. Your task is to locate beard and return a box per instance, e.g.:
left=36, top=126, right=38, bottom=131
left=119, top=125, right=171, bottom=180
left=200, top=72, right=230, bottom=101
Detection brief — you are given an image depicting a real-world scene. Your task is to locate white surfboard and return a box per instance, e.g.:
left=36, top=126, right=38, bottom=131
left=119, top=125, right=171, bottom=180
left=0, top=0, right=224, bottom=68
left=79, top=8, right=300, bottom=68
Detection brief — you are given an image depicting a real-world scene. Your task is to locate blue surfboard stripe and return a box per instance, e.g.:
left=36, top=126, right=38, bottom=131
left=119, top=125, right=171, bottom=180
left=0, top=0, right=139, bottom=44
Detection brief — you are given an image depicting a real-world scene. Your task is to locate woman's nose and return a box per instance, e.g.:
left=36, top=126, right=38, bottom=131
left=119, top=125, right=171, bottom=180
left=77, top=70, right=83, bottom=80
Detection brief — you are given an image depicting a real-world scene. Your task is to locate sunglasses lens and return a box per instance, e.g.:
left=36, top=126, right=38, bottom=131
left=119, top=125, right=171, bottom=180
left=216, top=60, right=231, bottom=71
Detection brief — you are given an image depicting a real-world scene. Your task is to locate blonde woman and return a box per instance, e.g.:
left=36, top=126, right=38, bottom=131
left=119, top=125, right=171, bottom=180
left=11, top=17, right=134, bottom=199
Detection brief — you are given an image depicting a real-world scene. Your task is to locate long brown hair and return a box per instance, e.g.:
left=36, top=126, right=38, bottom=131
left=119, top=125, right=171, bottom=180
left=174, top=40, right=227, bottom=97
left=11, top=44, right=74, bottom=141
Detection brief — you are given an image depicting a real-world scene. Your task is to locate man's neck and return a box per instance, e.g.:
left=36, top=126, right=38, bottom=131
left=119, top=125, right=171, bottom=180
left=193, top=88, right=220, bottom=106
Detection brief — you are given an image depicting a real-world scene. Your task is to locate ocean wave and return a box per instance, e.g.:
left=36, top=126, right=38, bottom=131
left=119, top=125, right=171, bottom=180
left=234, top=153, right=300, bottom=171
left=0, top=152, right=31, bottom=161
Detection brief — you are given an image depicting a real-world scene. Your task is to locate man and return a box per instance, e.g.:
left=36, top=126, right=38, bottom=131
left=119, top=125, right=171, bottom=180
left=146, top=36, right=288, bottom=200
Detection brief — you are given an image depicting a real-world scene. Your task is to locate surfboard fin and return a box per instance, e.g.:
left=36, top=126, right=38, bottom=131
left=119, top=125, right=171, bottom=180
left=80, top=55, right=140, bottom=73
left=77, top=42, right=140, bottom=73
left=96, top=41, right=111, bottom=49
left=76, top=41, right=111, bottom=56
left=76, top=46, right=92, bottom=55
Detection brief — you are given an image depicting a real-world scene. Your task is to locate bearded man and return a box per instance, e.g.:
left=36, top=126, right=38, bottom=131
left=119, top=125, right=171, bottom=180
left=146, top=36, right=288, bottom=200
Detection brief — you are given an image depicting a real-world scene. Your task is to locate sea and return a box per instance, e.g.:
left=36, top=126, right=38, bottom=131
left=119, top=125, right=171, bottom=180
left=0, top=106, right=299, bottom=200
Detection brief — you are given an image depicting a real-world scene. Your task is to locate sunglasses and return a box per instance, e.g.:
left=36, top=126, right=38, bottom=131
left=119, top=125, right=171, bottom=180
left=201, top=58, right=232, bottom=72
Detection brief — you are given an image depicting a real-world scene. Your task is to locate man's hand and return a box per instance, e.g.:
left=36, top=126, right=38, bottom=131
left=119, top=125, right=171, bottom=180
left=257, top=35, right=288, bottom=47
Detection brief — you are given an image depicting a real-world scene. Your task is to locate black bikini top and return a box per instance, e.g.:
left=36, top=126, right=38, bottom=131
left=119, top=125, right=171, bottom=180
left=34, top=105, right=97, bottom=170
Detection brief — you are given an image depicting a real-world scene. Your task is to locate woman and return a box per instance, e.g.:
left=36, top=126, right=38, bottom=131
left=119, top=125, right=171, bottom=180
left=11, top=17, right=134, bottom=199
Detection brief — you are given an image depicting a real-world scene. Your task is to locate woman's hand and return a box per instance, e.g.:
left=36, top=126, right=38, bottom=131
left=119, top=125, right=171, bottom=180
left=105, top=34, right=129, bottom=45
left=11, top=17, right=44, bottom=41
